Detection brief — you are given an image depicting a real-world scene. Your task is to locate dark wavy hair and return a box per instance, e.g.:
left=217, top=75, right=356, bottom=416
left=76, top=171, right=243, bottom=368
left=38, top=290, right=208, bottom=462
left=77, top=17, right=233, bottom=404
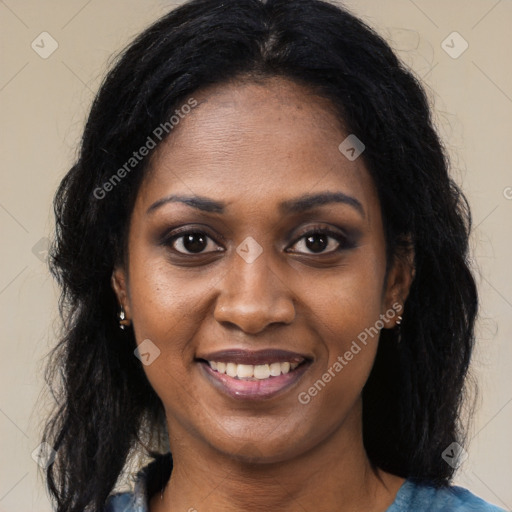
left=42, top=0, right=478, bottom=510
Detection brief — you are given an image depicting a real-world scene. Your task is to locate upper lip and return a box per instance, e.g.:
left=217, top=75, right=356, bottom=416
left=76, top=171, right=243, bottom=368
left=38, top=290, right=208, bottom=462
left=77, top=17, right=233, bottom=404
left=197, top=349, right=311, bottom=365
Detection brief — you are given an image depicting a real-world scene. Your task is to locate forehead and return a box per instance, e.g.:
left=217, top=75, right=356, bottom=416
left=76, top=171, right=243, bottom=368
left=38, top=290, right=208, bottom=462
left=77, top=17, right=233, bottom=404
left=136, top=77, right=378, bottom=221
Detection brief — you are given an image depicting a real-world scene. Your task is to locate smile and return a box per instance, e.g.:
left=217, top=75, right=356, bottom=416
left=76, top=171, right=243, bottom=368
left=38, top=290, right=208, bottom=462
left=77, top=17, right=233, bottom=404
left=207, top=360, right=300, bottom=379
left=197, top=349, right=312, bottom=400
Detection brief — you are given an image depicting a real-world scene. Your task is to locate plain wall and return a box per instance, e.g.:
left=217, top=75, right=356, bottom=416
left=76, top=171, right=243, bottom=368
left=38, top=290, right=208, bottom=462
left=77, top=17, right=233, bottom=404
left=0, top=0, right=510, bottom=510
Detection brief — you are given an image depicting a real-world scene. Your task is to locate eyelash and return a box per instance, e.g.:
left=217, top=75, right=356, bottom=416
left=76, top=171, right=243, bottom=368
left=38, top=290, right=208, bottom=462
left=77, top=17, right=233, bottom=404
left=162, top=226, right=354, bottom=256
left=286, top=228, right=352, bottom=255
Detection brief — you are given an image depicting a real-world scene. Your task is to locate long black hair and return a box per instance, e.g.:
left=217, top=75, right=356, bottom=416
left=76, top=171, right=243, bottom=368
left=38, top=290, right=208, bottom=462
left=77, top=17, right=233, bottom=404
left=43, top=0, right=478, bottom=510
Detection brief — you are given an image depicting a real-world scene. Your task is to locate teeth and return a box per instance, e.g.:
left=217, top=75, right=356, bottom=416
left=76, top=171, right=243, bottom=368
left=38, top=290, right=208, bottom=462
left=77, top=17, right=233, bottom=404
left=207, top=360, right=301, bottom=379
left=254, top=364, right=270, bottom=380
left=237, top=364, right=253, bottom=379
left=226, top=362, right=237, bottom=378
left=269, top=362, right=282, bottom=377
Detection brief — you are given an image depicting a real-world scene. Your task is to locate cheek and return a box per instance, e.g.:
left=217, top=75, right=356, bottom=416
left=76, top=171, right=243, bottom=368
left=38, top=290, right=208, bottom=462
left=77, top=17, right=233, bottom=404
left=127, top=252, right=217, bottom=337
left=126, top=256, right=216, bottom=389
left=126, top=264, right=213, bottom=425
left=308, top=252, right=385, bottom=342
left=302, top=251, right=385, bottom=390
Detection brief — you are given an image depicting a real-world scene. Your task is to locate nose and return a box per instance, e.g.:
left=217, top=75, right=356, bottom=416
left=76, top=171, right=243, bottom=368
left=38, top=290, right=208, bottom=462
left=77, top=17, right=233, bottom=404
left=213, top=251, right=296, bottom=334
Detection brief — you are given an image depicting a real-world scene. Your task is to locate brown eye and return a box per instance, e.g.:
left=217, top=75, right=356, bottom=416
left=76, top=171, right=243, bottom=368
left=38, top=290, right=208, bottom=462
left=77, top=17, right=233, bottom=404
left=304, top=233, right=329, bottom=253
left=288, top=229, right=349, bottom=255
left=169, top=231, right=221, bottom=254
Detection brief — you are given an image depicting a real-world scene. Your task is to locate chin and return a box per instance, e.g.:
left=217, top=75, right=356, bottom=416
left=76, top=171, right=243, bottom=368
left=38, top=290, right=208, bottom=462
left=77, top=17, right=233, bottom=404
left=205, top=423, right=315, bottom=465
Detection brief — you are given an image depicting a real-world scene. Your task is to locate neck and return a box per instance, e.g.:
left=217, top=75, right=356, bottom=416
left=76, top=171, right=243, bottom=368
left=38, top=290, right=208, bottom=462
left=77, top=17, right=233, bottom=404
left=150, top=403, right=404, bottom=512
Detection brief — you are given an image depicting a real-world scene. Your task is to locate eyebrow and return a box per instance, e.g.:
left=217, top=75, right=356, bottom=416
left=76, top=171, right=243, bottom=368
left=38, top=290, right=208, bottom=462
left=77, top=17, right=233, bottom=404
left=279, top=191, right=365, bottom=218
left=146, top=195, right=225, bottom=215
left=146, top=191, right=365, bottom=218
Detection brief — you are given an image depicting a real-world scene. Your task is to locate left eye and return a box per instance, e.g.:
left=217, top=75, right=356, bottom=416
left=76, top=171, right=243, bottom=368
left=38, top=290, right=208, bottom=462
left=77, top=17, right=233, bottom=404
left=168, top=231, right=222, bottom=254
left=287, top=230, right=346, bottom=254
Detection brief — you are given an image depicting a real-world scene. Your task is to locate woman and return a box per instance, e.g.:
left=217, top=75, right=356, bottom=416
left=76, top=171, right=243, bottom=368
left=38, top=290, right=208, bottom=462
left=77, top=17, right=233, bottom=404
left=42, top=0, right=506, bottom=510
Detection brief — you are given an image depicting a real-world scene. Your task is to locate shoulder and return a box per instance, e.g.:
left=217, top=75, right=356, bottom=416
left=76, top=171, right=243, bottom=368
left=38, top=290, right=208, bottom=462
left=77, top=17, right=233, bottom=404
left=104, top=491, right=140, bottom=512
left=388, top=480, right=507, bottom=512
left=103, top=452, right=172, bottom=512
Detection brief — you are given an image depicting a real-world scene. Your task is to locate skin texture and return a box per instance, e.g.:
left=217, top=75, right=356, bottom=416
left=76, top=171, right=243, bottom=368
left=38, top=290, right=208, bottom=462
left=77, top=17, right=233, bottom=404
left=112, top=77, right=414, bottom=512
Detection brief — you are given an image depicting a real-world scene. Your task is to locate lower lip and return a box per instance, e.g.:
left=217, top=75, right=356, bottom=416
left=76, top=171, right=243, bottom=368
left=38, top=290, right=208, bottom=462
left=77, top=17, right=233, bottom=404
left=199, top=361, right=310, bottom=400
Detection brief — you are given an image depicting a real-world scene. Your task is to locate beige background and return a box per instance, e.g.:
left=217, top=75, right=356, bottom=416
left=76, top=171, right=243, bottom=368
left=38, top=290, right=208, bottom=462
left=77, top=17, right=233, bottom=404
left=1, top=0, right=511, bottom=510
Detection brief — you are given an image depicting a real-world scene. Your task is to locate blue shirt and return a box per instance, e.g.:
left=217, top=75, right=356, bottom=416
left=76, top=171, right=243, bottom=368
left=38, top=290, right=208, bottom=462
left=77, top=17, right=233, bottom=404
left=104, top=454, right=507, bottom=511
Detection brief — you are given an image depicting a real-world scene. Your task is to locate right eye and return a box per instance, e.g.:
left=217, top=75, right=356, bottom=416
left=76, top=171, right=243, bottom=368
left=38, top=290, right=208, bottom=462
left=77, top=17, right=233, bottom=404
left=166, top=231, right=223, bottom=254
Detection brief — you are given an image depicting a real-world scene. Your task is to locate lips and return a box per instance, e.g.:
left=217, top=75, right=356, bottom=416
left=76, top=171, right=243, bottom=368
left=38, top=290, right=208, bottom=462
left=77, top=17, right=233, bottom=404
left=198, top=348, right=308, bottom=365
left=196, top=349, right=312, bottom=400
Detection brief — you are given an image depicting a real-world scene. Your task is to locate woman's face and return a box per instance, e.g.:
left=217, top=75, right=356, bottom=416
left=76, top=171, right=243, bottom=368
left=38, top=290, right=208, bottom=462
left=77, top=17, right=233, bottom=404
left=113, top=78, right=409, bottom=463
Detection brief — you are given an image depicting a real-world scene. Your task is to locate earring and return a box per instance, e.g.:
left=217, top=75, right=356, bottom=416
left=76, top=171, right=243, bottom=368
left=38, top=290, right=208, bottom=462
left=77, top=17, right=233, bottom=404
left=118, top=305, right=131, bottom=330
left=395, top=314, right=403, bottom=344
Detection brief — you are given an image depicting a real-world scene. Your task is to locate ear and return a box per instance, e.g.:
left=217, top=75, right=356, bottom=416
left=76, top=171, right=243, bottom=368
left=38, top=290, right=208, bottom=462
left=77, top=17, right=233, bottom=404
left=111, top=266, right=132, bottom=319
left=381, top=240, right=415, bottom=328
